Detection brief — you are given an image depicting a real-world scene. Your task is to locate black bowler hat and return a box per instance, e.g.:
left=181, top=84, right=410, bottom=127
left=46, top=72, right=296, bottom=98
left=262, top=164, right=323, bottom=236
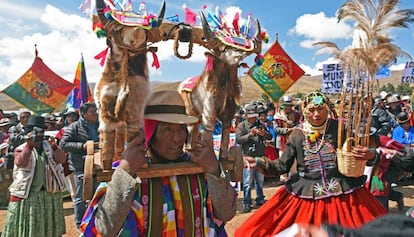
left=25, top=115, right=47, bottom=130
left=397, top=111, right=410, bottom=124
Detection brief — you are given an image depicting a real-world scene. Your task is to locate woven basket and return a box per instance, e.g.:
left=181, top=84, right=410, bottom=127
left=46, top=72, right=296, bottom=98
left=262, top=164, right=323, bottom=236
left=337, top=150, right=367, bottom=177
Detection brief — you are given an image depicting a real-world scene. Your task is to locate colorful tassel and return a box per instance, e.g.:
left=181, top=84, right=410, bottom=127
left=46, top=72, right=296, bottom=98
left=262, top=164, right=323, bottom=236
left=151, top=51, right=160, bottom=69
left=206, top=55, right=213, bottom=71
left=307, top=131, right=320, bottom=143
left=370, top=176, right=385, bottom=192
left=94, top=47, right=109, bottom=67
left=255, top=54, right=264, bottom=66
left=261, top=31, right=270, bottom=43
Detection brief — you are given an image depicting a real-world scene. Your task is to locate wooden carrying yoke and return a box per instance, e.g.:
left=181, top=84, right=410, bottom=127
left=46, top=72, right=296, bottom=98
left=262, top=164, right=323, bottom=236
left=83, top=141, right=243, bottom=201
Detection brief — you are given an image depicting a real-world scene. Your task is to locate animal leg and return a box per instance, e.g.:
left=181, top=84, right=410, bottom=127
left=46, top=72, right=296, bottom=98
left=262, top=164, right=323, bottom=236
left=188, top=122, right=200, bottom=150
left=220, top=126, right=231, bottom=160
left=200, top=114, right=215, bottom=143
left=99, top=83, right=124, bottom=170
left=100, top=130, right=116, bottom=170
left=114, top=125, right=126, bottom=161
left=124, top=75, right=149, bottom=142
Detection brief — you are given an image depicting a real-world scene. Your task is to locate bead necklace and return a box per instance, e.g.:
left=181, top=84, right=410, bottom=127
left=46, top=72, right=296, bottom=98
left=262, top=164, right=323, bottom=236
left=303, top=119, right=329, bottom=154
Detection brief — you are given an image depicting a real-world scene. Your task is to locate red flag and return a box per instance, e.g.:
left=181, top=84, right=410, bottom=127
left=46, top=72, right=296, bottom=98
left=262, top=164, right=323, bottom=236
left=185, top=7, right=197, bottom=26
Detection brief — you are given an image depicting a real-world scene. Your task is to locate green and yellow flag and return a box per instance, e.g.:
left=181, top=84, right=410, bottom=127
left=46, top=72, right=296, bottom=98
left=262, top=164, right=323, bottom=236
left=248, top=40, right=305, bottom=102
left=2, top=53, right=74, bottom=114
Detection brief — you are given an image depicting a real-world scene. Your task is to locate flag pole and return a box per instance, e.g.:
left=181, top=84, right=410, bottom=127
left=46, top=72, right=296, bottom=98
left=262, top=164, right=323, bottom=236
left=34, top=44, right=38, bottom=57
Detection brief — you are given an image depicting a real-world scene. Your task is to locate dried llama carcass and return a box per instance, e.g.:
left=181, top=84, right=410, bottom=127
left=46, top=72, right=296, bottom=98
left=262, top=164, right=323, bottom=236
left=179, top=9, right=264, bottom=159
left=94, top=0, right=165, bottom=169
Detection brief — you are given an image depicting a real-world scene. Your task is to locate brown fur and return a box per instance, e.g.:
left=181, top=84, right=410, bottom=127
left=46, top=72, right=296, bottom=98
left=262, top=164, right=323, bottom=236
left=95, top=0, right=166, bottom=165
left=179, top=51, right=245, bottom=159
left=178, top=13, right=262, bottom=159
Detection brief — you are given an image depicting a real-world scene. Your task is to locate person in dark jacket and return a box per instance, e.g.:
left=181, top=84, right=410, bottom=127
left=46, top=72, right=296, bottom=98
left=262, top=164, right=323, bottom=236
left=4, top=110, right=31, bottom=169
left=59, top=102, right=99, bottom=229
left=236, top=104, right=272, bottom=213
left=371, top=97, right=393, bottom=136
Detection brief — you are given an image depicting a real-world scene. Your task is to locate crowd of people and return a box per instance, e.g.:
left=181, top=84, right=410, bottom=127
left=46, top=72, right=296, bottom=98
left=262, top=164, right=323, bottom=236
left=0, top=89, right=414, bottom=236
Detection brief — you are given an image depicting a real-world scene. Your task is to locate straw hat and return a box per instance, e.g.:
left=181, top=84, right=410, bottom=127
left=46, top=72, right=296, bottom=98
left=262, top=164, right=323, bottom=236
left=386, top=95, right=400, bottom=105
left=0, top=118, right=11, bottom=127
left=401, top=95, right=410, bottom=102
left=144, top=91, right=198, bottom=124
left=0, top=143, right=9, bottom=150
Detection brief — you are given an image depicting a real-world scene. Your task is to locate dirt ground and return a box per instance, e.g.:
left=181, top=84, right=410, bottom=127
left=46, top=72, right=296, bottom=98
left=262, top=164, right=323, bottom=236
left=1, top=178, right=414, bottom=237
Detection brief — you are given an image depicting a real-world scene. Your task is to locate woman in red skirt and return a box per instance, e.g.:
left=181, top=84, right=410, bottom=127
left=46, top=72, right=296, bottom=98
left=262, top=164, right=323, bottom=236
left=235, top=91, right=387, bottom=236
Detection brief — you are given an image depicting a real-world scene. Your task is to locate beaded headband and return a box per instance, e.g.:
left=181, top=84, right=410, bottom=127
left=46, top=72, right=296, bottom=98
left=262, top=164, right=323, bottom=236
left=303, top=92, right=330, bottom=111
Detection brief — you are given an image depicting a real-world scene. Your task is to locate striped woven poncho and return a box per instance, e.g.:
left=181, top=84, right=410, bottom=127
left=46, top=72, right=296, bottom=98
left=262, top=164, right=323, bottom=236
left=80, top=174, right=227, bottom=237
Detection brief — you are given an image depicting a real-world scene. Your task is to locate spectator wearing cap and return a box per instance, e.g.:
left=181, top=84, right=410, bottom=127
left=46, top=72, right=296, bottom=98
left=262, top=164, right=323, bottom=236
left=42, top=113, right=57, bottom=131
left=5, top=112, right=18, bottom=127
left=230, top=108, right=244, bottom=133
left=56, top=108, right=79, bottom=142
left=371, top=96, right=393, bottom=136
left=392, top=111, right=414, bottom=146
left=0, top=118, right=11, bottom=144
left=401, top=95, right=411, bottom=113
left=385, top=95, right=402, bottom=129
left=274, top=96, right=301, bottom=152
left=0, top=142, right=9, bottom=158
left=4, top=110, right=32, bottom=169
left=258, top=105, right=278, bottom=161
left=236, top=104, right=272, bottom=213
left=392, top=111, right=414, bottom=180
left=274, top=96, right=300, bottom=182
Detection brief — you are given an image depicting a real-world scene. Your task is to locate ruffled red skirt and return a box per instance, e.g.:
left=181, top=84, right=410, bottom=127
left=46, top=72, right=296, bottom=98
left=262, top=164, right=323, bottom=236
left=234, top=186, right=387, bottom=237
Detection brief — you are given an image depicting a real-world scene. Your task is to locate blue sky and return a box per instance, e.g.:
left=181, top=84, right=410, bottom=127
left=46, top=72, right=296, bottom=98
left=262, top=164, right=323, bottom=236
left=1, top=0, right=413, bottom=90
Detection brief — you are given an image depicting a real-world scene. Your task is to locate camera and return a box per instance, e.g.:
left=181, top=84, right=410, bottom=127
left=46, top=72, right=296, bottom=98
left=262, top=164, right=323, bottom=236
left=23, top=127, right=44, bottom=143
left=249, top=119, right=265, bottom=130
left=247, top=143, right=257, bottom=156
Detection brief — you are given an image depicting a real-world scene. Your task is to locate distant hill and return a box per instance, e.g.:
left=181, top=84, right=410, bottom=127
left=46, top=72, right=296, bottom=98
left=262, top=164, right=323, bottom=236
left=0, top=70, right=406, bottom=112
left=151, top=70, right=406, bottom=103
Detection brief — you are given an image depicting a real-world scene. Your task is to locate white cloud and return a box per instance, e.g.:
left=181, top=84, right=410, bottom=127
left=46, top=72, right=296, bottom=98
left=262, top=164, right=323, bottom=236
left=0, top=5, right=106, bottom=89
left=288, top=12, right=353, bottom=44
left=300, top=57, right=341, bottom=76
left=299, top=40, right=318, bottom=49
